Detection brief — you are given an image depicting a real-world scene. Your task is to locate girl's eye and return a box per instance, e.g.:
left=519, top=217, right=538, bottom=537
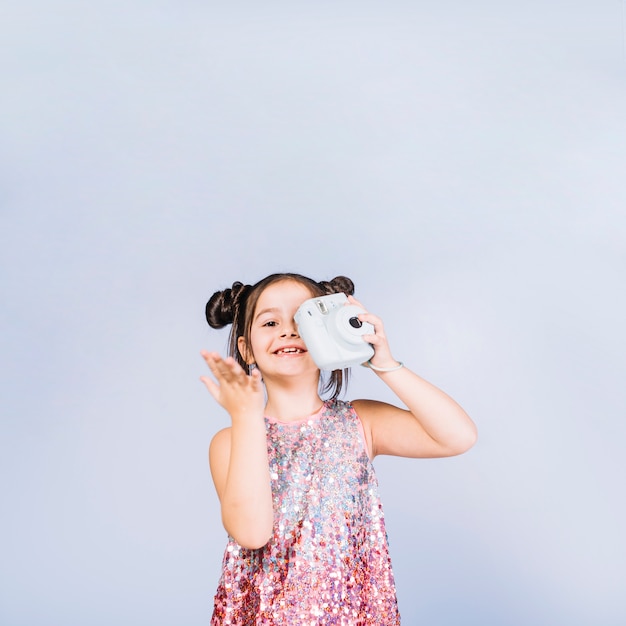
left=263, top=320, right=278, bottom=327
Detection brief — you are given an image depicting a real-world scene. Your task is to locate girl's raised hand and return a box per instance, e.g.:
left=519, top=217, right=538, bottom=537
left=200, top=351, right=265, bottom=421
left=346, top=295, right=400, bottom=370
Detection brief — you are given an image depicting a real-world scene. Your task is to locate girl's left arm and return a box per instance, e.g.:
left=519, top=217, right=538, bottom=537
left=349, top=297, right=477, bottom=459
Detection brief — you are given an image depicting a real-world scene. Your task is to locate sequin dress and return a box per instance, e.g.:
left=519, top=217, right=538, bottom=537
left=210, top=399, right=400, bottom=625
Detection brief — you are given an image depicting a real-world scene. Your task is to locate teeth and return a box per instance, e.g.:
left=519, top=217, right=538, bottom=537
left=278, top=348, right=301, bottom=354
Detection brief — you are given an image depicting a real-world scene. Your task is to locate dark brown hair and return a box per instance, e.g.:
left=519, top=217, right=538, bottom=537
left=205, top=273, right=355, bottom=399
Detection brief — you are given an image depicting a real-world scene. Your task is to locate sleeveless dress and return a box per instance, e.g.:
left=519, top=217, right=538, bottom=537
left=211, top=399, right=401, bottom=625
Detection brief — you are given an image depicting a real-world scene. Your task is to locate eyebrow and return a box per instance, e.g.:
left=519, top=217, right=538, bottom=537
left=254, top=307, right=281, bottom=321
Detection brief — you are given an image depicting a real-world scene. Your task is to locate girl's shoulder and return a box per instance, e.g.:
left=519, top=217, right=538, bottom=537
left=209, top=426, right=233, bottom=470
left=338, top=398, right=392, bottom=430
left=344, top=399, right=388, bottom=459
left=325, top=397, right=370, bottom=420
left=208, top=427, right=232, bottom=501
left=349, top=398, right=392, bottom=419
left=348, top=399, right=411, bottom=459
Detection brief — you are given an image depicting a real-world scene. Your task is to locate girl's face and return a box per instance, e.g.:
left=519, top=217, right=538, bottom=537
left=239, top=279, right=318, bottom=379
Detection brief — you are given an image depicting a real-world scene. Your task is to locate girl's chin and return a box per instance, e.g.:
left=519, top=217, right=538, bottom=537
left=270, top=352, right=310, bottom=364
left=259, top=360, right=320, bottom=376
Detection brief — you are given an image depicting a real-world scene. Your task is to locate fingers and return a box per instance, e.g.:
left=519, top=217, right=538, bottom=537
left=202, top=351, right=245, bottom=382
left=344, top=296, right=386, bottom=342
left=200, top=375, right=221, bottom=401
left=358, top=312, right=386, bottom=340
left=347, top=295, right=365, bottom=309
left=346, top=296, right=380, bottom=328
left=200, top=351, right=266, bottom=417
left=249, top=366, right=264, bottom=391
left=200, top=351, right=262, bottom=391
left=361, top=329, right=386, bottom=346
left=343, top=299, right=395, bottom=361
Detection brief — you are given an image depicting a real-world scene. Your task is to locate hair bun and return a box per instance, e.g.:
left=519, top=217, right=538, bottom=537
left=319, top=275, right=355, bottom=296
left=205, top=281, right=250, bottom=328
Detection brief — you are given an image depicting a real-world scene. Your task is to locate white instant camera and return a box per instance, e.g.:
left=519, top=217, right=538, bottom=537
left=294, top=293, right=375, bottom=371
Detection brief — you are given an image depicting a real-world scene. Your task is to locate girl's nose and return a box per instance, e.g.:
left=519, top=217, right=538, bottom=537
left=281, top=322, right=299, bottom=337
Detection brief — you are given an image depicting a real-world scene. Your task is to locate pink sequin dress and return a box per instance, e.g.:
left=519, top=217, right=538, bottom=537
left=211, top=399, right=401, bottom=625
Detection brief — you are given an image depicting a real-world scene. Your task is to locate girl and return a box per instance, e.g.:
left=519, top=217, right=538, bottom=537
left=201, top=273, right=477, bottom=625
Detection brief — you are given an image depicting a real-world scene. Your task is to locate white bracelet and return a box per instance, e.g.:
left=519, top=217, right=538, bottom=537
left=363, top=359, right=404, bottom=372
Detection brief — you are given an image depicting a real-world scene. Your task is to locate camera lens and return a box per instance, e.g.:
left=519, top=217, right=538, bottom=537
left=348, top=316, right=363, bottom=329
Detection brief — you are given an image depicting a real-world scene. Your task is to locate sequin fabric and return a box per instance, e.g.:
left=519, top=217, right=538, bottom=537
left=211, top=399, right=400, bottom=625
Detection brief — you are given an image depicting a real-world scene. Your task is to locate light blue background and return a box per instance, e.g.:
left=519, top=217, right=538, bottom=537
left=2, top=1, right=625, bottom=624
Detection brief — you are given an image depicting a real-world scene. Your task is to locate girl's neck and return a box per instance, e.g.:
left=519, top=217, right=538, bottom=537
left=263, top=377, right=323, bottom=423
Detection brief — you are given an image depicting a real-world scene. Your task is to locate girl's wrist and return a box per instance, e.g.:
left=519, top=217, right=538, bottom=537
left=363, top=359, right=404, bottom=373
left=230, top=407, right=265, bottom=424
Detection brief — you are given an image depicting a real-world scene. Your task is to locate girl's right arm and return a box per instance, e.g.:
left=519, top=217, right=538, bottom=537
left=201, top=351, right=274, bottom=550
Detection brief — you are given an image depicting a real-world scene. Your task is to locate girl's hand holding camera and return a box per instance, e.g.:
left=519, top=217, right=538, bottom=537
left=346, top=295, right=401, bottom=371
left=293, top=292, right=399, bottom=371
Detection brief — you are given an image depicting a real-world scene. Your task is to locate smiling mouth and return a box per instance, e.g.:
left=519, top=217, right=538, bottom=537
left=274, top=347, right=305, bottom=355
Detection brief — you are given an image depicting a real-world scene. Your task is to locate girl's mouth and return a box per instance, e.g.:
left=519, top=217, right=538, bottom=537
left=274, top=347, right=305, bottom=355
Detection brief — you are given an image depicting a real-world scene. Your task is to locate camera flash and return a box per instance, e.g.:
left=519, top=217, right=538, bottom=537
left=316, top=300, right=329, bottom=315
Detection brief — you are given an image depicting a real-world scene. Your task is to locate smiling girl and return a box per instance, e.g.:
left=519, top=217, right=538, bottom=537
left=201, top=273, right=477, bottom=625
